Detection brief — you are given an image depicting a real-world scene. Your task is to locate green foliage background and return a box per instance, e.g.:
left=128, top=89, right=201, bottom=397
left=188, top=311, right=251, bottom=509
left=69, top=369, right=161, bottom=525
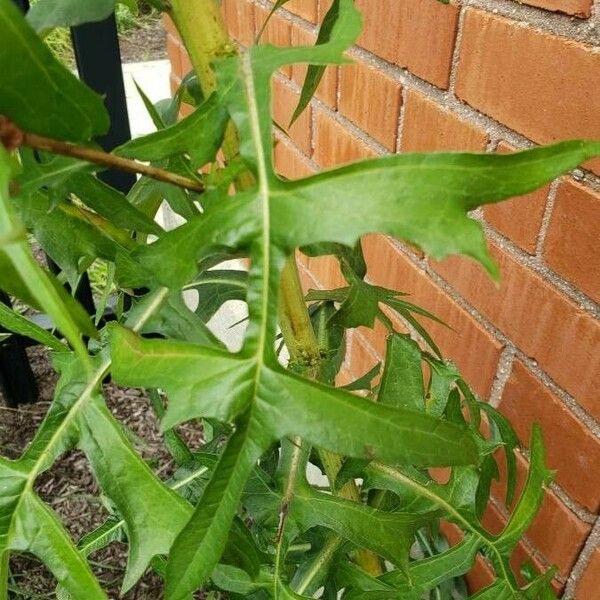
left=0, top=0, right=598, bottom=598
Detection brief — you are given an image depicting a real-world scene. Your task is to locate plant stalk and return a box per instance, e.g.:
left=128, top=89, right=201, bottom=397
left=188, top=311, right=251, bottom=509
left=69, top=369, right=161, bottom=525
left=18, top=132, right=205, bottom=193
left=168, top=0, right=382, bottom=579
left=167, top=0, right=254, bottom=190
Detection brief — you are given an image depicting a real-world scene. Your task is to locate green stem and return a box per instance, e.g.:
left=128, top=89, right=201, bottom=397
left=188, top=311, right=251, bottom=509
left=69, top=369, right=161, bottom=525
left=167, top=0, right=254, bottom=190
left=0, top=551, right=8, bottom=600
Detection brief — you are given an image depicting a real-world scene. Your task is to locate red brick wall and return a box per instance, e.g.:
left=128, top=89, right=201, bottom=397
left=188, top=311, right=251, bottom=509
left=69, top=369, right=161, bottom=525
left=166, top=1, right=600, bottom=596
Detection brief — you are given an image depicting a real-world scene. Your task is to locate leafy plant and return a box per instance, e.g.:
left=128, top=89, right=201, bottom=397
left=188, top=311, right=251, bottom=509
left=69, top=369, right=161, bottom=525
left=0, top=0, right=598, bottom=598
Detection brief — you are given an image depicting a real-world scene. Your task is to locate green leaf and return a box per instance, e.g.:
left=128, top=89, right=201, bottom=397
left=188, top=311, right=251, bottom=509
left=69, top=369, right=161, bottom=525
left=77, top=516, right=125, bottom=558
left=273, top=141, right=600, bottom=278
left=377, top=333, right=424, bottom=410
left=342, top=536, right=481, bottom=599
left=27, top=0, right=121, bottom=31
left=7, top=492, right=108, bottom=599
left=495, top=425, right=553, bottom=556
left=66, top=173, right=163, bottom=236
left=0, top=149, right=97, bottom=358
left=333, top=280, right=382, bottom=329
left=0, top=302, right=67, bottom=351
left=17, top=192, right=125, bottom=288
left=77, top=394, right=195, bottom=591
left=424, top=357, right=460, bottom=416
left=341, top=363, right=380, bottom=392
left=136, top=291, right=224, bottom=346
left=290, top=486, right=425, bottom=571
left=164, top=415, right=267, bottom=597
left=116, top=94, right=229, bottom=169
left=17, top=149, right=90, bottom=196
left=256, top=0, right=292, bottom=41
left=111, top=327, right=478, bottom=466
left=290, top=0, right=348, bottom=124
left=185, top=269, right=248, bottom=322
left=379, top=535, right=480, bottom=595
left=0, top=0, right=109, bottom=141
left=479, top=401, right=519, bottom=507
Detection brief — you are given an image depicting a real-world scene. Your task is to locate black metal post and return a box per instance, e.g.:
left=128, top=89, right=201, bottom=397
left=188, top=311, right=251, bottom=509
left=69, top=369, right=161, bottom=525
left=0, top=294, right=38, bottom=408
left=71, top=15, right=136, bottom=193
left=71, top=15, right=137, bottom=312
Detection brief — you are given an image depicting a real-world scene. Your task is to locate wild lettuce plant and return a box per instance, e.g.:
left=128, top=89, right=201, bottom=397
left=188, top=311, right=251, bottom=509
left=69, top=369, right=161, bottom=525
left=0, top=0, right=599, bottom=598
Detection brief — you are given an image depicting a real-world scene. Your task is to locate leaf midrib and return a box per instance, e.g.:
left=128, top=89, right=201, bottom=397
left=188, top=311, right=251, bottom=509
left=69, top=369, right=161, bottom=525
left=4, top=288, right=169, bottom=561
left=369, top=463, right=518, bottom=592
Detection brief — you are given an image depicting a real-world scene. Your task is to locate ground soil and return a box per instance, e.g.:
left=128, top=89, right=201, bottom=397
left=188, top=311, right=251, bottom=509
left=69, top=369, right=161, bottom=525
left=119, top=17, right=167, bottom=64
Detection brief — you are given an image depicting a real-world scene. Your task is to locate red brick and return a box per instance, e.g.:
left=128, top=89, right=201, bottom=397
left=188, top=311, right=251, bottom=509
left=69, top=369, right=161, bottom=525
left=543, top=179, right=600, bottom=303
left=348, top=334, right=381, bottom=380
left=433, top=245, right=600, bottom=417
left=401, top=89, right=488, bottom=152
left=519, top=0, right=592, bottom=17
left=166, top=33, right=182, bottom=80
left=290, top=25, right=339, bottom=109
left=255, top=6, right=292, bottom=77
left=284, top=0, right=318, bottom=23
left=313, top=109, right=377, bottom=168
left=483, top=142, right=549, bottom=254
left=162, top=14, right=178, bottom=37
left=274, top=135, right=315, bottom=181
left=355, top=0, right=459, bottom=89
left=576, top=548, right=600, bottom=599
left=272, top=77, right=312, bottom=155
left=498, top=359, right=600, bottom=513
left=297, top=254, right=321, bottom=293
left=491, top=448, right=591, bottom=576
left=300, top=252, right=347, bottom=290
left=223, top=0, right=255, bottom=47
left=170, top=72, right=182, bottom=97
left=339, top=57, right=402, bottom=151
left=456, top=9, right=600, bottom=175
left=318, top=0, right=334, bottom=20
left=362, top=235, right=503, bottom=398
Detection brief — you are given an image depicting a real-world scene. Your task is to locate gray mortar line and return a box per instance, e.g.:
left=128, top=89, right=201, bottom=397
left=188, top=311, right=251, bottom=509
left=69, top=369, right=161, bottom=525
left=565, top=516, right=600, bottom=597
left=488, top=346, right=516, bottom=408
left=448, top=2, right=467, bottom=93
left=534, top=179, right=561, bottom=258
left=461, top=0, right=600, bottom=46
left=395, top=85, right=409, bottom=154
